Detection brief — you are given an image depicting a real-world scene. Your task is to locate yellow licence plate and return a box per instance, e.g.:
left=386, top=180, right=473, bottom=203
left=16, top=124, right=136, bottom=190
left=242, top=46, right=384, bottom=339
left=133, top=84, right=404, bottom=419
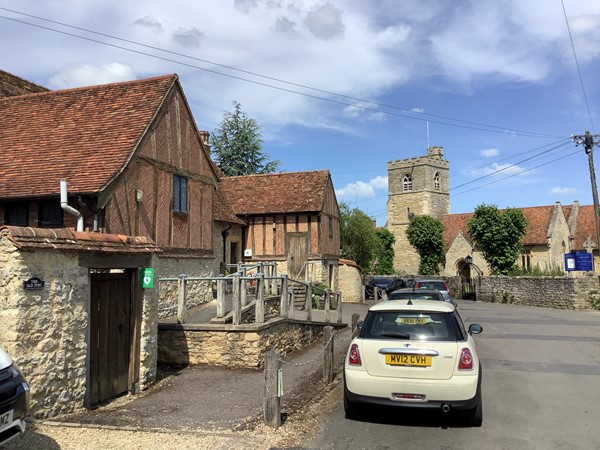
left=386, top=354, right=431, bottom=367
left=399, top=317, right=428, bottom=324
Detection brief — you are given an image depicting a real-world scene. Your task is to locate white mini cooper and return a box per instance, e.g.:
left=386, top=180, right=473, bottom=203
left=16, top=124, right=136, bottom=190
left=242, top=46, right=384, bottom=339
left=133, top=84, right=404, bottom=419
left=344, top=300, right=483, bottom=426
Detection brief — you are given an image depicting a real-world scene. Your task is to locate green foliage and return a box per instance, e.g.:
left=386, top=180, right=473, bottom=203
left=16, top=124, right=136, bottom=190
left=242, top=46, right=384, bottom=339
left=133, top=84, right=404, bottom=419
left=588, top=290, right=600, bottom=310
left=467, top=204, right=527, bottom=275
left=511, top=263, right=564, bottom=277
left=406, top=215, right=445, bottom=275
left=339, top=202, right=382, bottom=275
left=211, top=101, right=280, bottom=176
left=311, top=282, right=329, bottom=309
left=375, top=228, right=396, bottom=275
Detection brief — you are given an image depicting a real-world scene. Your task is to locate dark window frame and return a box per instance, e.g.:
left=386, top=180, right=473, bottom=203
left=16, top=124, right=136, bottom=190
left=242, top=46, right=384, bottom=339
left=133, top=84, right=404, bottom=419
left=5, top=202, right=29, bottom=226
left=38, top=201, right=64, bottom=228
left=173, top=174, right=189, bottom=214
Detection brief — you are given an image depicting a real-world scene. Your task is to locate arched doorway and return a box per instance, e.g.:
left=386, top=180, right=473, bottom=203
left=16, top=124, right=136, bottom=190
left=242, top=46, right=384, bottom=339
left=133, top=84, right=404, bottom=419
left=456, top=256, right=481, bottom=300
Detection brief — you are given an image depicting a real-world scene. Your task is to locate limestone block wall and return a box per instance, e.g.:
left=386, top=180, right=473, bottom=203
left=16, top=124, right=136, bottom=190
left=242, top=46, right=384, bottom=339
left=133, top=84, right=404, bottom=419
left=338, top=262, right=363, bottom=303
left=476, top=274, right=599, bottom=309
left=157, top=320, right=336, bottom=368
left=0, top=239, right=88, bottom=418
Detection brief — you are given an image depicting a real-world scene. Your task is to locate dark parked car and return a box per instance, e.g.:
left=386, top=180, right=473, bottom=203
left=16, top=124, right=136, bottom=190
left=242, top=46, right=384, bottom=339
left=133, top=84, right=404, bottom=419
left=0, top=347, right=29, bottom=447
left=387, top=288, right=446, bottom=302
left=365, top=276, right=396, bottom=298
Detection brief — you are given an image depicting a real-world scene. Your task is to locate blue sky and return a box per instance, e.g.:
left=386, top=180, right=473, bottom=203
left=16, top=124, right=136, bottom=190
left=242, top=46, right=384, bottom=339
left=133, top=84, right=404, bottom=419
left=2, top=0, right=600, bottom=225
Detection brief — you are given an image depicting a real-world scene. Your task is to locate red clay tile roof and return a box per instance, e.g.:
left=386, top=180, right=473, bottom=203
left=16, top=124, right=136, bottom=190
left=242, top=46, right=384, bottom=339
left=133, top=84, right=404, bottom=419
left=213, top=187, right=246, bottom=224
left=570, top=205, right=597, bottom=250
left=0, top=225, right=161, bottom=253
left=440, top=205, right=556, bottom=250
left=440, top=212, right=473, bottom=252
left=218, top=170, right=331, bottom=215
left=0, top=70, right=48, bottom=98
left=0, top=74, right=177, bottom=199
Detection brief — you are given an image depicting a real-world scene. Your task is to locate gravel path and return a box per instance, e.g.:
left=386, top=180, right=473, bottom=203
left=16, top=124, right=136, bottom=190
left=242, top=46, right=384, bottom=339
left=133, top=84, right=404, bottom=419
left=2, top=423, right=270, bottom=450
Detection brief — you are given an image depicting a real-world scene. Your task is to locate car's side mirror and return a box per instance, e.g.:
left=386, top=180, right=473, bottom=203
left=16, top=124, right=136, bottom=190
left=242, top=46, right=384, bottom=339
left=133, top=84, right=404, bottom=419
left=469, top=323, right=483, bottom=335
left=357, top=320, right=364, bottom=330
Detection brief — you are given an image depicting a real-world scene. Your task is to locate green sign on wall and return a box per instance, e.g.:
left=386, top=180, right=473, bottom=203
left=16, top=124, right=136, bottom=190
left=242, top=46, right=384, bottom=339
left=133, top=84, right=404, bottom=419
left=141, top=268, right=154, bottom=289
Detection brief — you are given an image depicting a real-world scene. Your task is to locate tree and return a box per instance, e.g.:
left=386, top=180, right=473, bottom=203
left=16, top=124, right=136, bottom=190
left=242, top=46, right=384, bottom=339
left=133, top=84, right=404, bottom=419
left=339, top=202, right=382, bottom=275
left=375, top=228, right=395, bottom=275
left=467, top=204, right=528, bottom=275
left=406, top=215, right=445, bottom=275
left=210, top=101, right=280, bottom=176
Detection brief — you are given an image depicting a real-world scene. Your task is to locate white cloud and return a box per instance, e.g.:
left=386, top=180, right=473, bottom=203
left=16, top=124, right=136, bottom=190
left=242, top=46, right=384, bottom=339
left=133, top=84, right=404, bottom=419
left=48, top=63, right=137, bottom=89
left=343, top=102, right=387, bottom=121
left=133, top=16, right=164, bottom=32
left=550, top=187, right=578, bottom=195
left=304, top=3, right=345, bottom=40
left=470, top=162, right=526, bottom=177
left=336, top=176, right=388, bottom=198
left=480, top=148, right=499, bottom=158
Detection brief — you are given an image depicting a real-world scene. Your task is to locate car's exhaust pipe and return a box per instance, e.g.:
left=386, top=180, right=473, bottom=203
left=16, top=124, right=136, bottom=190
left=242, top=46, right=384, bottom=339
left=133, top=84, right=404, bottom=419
left=441, top=404, right=451, bottom=413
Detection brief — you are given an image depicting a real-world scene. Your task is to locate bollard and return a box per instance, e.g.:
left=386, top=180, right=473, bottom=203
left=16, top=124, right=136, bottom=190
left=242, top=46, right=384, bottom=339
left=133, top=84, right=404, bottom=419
left=264, top=349, right=281, bottom=429
left=323, top=326, right=334, bottom=383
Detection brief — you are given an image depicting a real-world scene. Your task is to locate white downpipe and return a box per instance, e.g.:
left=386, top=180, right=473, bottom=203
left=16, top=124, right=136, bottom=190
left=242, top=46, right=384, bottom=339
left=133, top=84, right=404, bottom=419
left=60, top=179, right=84, bottom=232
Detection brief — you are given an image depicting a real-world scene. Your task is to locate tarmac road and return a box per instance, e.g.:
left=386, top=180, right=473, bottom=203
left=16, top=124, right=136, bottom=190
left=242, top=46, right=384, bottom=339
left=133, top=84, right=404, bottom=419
left=304, top=300, right=600, bottom=450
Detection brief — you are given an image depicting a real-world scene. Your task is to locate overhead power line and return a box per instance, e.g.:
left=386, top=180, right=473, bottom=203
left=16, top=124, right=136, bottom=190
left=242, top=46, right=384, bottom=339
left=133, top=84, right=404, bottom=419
left=561, top=0, right=596, bottom=133
left=0, top=7, right=565, bottom=139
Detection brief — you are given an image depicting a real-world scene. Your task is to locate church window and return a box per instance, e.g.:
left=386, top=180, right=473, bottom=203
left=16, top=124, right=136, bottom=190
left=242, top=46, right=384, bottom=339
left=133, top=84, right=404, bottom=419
left=434, top=172, right=440, bottom=190
left=402, top=174, right=413, bottom=191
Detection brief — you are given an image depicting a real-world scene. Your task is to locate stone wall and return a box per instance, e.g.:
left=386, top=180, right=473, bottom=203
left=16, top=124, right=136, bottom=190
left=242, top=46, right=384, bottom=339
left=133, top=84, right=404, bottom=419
left=0, top=239, right=88, bottom=418
left=338, top=261, right=363, bottom=303
left=157, top=319, right=345, bottom=368
left=476, top=274, right=599, bottom=309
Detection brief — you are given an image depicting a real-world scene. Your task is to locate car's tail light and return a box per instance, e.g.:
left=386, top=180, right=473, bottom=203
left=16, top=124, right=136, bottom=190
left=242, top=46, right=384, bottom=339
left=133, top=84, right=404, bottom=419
left=458, top=348, right=474, bottom=370
left=348, top=344, right=362, bottom=366
left=444, top=281, right=449, bottom=291
left=415, top=281, right=420, bottom=288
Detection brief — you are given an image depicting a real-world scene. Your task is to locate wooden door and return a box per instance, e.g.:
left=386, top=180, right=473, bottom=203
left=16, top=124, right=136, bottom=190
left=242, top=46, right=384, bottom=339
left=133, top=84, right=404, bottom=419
left=89, top=272, right=133, bottom=406
left=287, top=233, right=308, bottom=279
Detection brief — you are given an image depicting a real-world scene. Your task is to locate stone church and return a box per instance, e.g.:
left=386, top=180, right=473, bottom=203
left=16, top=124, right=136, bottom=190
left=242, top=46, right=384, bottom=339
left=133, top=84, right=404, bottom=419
left=386, top=146, right=599, bottom=277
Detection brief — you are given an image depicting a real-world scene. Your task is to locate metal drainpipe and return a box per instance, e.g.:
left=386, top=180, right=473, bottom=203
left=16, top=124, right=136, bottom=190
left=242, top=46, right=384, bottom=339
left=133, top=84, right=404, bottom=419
left=221, top=224, right=232, bottom=274
left=60, top=179, right=84, bottom=231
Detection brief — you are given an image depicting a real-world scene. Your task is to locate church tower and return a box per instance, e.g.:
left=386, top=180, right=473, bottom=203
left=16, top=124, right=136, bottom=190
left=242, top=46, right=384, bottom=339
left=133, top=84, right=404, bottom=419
left=386, top=146, right=450, bottom=274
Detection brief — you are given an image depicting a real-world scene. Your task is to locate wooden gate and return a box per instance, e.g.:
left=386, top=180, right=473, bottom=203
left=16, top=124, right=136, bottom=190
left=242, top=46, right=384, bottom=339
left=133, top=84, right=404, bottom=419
left=287, top=233, right=308, bottom=279
left=89, top=271, right=133, bottom=406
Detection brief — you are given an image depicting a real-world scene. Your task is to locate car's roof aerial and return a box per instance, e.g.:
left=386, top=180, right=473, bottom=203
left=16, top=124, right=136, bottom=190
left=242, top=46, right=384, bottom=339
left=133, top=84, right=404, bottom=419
left=369, top=299, right=455, bottom=312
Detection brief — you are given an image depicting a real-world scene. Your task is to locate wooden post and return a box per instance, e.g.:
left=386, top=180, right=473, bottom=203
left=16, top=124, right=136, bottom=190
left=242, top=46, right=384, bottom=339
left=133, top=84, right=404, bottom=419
left=305, top=283, right=312, bottom=322
left=216, top=279, right=226, bottom=318
left=272, top=263, right=278, bottom=295
left=264, top=349, right=281, bottom=429
left=177, top=274, right=187, bottom=324
left=287, top=290, right=294, bottom=319
left=279, top=275, right=288, bottom=318
left=337, top=291, right=343, bottom=324
left=241, top=268, right=248, bottom=307
left=255, top=273, right=265, bottom=323
left=323, top=326, right=334, bottom=383
left=324, top=290, right=331, bottom=323
left=232, top=277, right=242, bottom=325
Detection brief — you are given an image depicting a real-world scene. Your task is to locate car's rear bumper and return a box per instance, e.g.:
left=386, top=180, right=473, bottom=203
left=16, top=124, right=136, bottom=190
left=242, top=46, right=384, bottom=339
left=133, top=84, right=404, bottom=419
left=344, top=367, right=480, bottom=411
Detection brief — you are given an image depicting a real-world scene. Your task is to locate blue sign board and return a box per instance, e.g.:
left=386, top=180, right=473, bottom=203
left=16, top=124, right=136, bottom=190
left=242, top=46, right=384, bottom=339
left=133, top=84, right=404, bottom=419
left=564, top=252, right=593, bottom=272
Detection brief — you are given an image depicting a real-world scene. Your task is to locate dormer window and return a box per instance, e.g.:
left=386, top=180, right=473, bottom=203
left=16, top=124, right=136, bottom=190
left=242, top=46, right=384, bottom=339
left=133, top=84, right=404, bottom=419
left=434, top=172, right=440, bottom=190
left=402, top=174, right=413, bottom=191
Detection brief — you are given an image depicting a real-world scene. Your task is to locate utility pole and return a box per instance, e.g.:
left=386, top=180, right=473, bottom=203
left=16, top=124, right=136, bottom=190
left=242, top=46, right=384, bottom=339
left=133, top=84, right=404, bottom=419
left=572, top=131, right=600, bottom=257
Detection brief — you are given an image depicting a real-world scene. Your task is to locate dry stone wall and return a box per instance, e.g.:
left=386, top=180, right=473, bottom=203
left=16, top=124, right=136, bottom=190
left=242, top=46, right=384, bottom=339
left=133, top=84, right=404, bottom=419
left=476, top=274, right=599, bottom=309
